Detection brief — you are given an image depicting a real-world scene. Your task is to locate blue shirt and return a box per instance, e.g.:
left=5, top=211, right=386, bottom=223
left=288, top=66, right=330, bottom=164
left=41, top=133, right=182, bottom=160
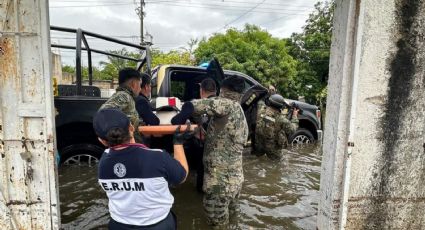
left=98, top=144, right=186, bottom=226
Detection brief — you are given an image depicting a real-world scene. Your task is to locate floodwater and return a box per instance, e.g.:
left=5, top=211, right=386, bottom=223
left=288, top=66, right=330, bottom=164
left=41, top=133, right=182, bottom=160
left=59, top=145, right=322, bottom=229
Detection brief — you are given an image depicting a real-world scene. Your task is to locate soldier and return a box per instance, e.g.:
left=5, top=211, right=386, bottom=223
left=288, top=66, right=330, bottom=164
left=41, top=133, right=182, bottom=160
left=99, top=68, right=143, bottom=142
left=171, top=76, right=249, bottom=227
left=253, top=94, right=299, bottom=159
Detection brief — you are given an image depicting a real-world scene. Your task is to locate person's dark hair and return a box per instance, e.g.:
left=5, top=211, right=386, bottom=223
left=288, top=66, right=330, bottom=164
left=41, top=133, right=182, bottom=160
left=200, top=78, right=216, bottom=93
left=221, top=75, right=245, bottom=93
left=118, top=68, right=141, bottom=86
left=140, top=73, right=151, bottom=88
left=105, top=127, right=131, bottom=147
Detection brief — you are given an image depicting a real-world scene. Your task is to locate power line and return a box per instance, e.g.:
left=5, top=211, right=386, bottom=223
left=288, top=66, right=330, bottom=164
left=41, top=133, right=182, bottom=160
left=216, top=0, right=265, bottom=33
left=50, top=0, right=313, bottom=8
left=49, top=1, right=312, bottom=14
left=49, top=3, right=132, bottom=8
left=145, top=2, right=310, bottom=14
left=146, top=2, right=312, bottom=12
left=259, top=15, right=292, bottom=26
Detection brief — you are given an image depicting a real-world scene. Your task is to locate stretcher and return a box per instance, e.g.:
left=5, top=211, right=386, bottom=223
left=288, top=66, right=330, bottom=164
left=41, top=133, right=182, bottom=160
left=138, top=124, right=198, bottom=135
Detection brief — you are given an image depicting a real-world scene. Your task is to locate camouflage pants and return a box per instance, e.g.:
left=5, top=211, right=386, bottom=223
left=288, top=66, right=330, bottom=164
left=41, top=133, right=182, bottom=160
left=253, top=142, right=283, bottom=160
left=203, top=189, right=241, bottom=226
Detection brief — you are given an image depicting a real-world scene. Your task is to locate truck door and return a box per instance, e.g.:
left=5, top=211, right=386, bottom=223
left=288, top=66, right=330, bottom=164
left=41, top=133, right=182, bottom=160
left=206, top=58, right=225, bottom=87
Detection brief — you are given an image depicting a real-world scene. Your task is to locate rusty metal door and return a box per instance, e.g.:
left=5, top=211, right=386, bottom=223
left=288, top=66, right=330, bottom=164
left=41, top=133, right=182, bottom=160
left=0, top=0, right=60, bottom=229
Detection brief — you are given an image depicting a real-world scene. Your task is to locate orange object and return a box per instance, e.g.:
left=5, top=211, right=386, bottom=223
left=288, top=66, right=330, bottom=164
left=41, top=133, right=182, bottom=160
left=138, top=124, right=198, bottom=135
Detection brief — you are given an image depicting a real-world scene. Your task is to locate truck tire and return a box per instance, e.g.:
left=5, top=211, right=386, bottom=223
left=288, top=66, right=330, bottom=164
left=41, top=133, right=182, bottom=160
left=60, top=143, right=104, bottom=166
left=290, top=128, right=314, bottom=145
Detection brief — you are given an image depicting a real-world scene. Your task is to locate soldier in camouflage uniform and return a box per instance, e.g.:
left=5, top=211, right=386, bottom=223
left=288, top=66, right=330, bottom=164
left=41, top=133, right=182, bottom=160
left=171, top=76, right=249, bottom=226
left=254, top=94, right=299, bottom=159
left=99, top=68, right=143, bottom=142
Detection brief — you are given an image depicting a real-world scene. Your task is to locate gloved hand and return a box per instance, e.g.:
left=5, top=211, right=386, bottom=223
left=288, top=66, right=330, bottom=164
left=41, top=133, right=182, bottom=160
left=173, top=122, right=194, bottom=145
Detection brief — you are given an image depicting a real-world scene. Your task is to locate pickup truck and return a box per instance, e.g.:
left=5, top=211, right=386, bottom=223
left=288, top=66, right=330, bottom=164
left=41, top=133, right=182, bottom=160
left=52, top=27, right=321, bottom=167
left=150, top=63, right=323, bottom=145
left=51, top=26, right=152, bottom=166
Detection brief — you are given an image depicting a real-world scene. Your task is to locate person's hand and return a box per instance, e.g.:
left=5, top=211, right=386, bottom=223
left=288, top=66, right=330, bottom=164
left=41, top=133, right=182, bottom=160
left=173, top=122, right=194, bottom=145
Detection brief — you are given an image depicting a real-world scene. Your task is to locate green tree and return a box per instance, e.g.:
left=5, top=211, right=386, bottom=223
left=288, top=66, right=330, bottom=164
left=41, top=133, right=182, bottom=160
left=194, top=24, right=298, bottom=99
left=151, top=49, right=195, bottom=67
left=99, top=48, right=140, bottom=80
left=62, top=65, right=75, bottom=74
left=96, top=47, right=195, bottom=79
left=288, top=1, right=334, bottom=105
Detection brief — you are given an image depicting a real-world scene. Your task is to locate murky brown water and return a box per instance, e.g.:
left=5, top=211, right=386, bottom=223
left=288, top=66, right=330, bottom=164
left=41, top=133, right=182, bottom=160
left=59, top=145, right=322, bottom=229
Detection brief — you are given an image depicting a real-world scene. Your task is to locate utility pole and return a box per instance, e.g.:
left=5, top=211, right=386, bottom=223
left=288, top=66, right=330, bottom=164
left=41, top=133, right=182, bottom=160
left=135, top=0, right=145, bottom=44
left=140, top=0, right=144, bottom=44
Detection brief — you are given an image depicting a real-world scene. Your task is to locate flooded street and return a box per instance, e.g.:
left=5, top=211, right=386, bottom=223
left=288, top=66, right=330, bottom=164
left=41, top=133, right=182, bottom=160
left=59, top=145, right=322, bottom=229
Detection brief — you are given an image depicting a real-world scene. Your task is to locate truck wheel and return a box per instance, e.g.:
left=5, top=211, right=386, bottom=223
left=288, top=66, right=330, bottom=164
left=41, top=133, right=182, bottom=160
left=60, top=144, right=104, bottom=166
left=290, top=128, right=314, bottom=145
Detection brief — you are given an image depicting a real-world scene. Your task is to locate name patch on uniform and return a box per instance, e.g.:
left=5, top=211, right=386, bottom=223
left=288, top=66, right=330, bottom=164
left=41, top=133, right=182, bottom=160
left=261, top=114, right=276, bottom=123
left=101, top=181, right=145, bottom=191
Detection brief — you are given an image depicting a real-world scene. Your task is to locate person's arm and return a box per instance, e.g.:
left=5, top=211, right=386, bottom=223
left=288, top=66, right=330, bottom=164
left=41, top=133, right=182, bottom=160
left=282, top=112, right=299, bottom=138
left=191, top=98, right=227, bottom=118
left=100, top=92, right=131, bottom=111
left=161, top=148, right=187, bottom=185
left=136, top=97, right=160, bottom=125
left=171, top=102, right=194, bottom=125
left=172, top=144, right=188, bottom=182
left=162, top=125, right=193, bottom=185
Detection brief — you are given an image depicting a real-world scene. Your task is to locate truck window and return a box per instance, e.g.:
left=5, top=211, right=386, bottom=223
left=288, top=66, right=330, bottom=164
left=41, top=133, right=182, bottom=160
left=169, top=70, right=207, bottom=101
left=170, top=81, right=185, bottom=100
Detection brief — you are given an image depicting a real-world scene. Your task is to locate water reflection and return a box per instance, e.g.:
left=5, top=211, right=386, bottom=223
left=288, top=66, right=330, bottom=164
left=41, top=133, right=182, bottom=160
left=59, top=145, right=322, bottom=229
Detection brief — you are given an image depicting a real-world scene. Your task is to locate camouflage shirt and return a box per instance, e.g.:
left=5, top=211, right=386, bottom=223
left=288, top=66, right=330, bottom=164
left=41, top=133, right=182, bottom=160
left=191, top=93, right=249, bottom=194
left=99, top=86, right=140, bottom=128
left=254, top=100, right=298, bottom=159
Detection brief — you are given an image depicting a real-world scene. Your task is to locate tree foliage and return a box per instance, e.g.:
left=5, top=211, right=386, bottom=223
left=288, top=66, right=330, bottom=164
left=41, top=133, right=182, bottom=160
left=99, top=48, right=140, bottom=80
left=62, top=48, right=195, bottom=81
left=151, top=49, right=195, bottom=67
left=194, top=24, right=299, bottom=99
left=60, top=0, right=334, bottom=105
left=288, top=1, right=334, bottom=106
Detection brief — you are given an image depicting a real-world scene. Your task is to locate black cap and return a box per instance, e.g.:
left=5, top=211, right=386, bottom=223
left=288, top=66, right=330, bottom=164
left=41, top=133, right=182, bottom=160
left=93, top=109, right=130, bottom=140
left=118, top=68, right=142, bottom=85
left=221, top=75, right=245, bottom=93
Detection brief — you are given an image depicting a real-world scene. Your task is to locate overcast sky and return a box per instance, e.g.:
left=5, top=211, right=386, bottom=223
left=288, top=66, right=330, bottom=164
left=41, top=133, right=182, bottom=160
left=49, top=0, right=320, bottom=66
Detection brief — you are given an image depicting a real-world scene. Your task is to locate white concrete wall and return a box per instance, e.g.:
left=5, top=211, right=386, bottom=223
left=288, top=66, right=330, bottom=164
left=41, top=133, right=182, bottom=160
left=51, top=52, right=63, bottom=84
left=0, top=0, right=60, bottom=229
left=318, top=0, right=425, bottom=229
